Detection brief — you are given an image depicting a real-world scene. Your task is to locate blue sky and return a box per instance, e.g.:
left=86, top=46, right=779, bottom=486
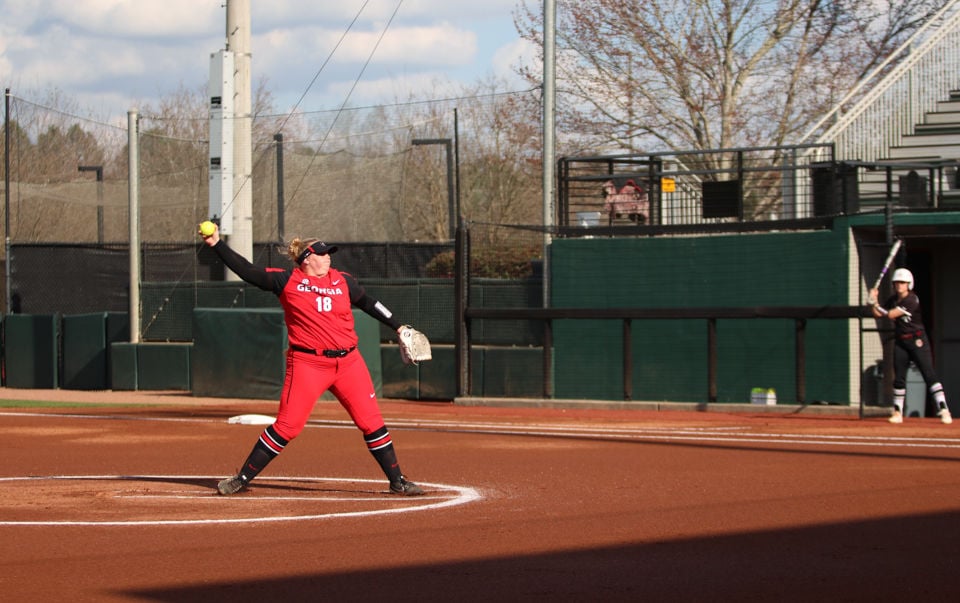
left=0, top=0, right=538, bottom=121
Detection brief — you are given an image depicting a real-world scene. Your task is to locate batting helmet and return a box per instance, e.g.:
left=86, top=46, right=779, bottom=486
left=891, top=268, right=914, bottom=290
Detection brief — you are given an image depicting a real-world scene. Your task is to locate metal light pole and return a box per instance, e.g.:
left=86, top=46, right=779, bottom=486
left=5, top=88, right=11, bottom=315
left=78, top=165, right=104, bottom=243
left=128, top=109, right=141, bottom=344
left=412, top=138, right=456, bottom=239
left=274, top=132, right=285, bottom=242
left=543, top=0, right=556, bottom=308
left=454, top=108, right=461, bottom=227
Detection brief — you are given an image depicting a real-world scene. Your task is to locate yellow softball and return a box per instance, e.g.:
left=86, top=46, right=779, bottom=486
left=199, top=221, right=216, bottom=237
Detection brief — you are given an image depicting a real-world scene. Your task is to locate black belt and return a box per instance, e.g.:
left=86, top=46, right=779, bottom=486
left=291, top=344, right=356, bottom=358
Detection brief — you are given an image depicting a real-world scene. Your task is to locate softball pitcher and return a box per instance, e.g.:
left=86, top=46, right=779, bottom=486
left=200, top=223, right=425, bottom=495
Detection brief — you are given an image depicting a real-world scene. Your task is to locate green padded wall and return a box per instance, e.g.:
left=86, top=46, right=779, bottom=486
left=354, top=310, right=383, bottom=397
left=104, top=312, right=130, bottom=388
left=110, top=342, right=138, bottom=390
left=191, top=308, right=286, bottom=399
left=3, top=314, right=60, bottom=389
left=481, top=346, right=544, bottom=397
left=550, top=230, right=850, bottom=403
left=61, top=313, right=108, bottom=390
left=381, top=344, right=419, bottom=400
left=137, top=343, right=192, bottom=390
left=191, top=308, right=382, bottom=400
left=418, top=345, right=455, bottom=399
left=381, top=345, right=493, bottom=401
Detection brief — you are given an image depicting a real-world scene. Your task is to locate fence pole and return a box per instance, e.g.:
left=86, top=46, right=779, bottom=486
left=128, top=109, right=141, bottom=343
left=455, top=220, right=470, bottom=397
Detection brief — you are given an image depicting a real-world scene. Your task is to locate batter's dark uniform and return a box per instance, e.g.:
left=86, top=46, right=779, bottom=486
left=879, top=290, right=948, bottom=416
left=209, top=238, right=423, bottom=495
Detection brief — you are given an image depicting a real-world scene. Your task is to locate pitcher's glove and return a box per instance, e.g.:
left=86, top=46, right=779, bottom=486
left=398, top=326, right=432, bottom=365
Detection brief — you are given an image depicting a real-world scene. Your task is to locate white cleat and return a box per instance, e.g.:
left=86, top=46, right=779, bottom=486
left=888, top=410, right=903, bottom=424
left=938, top=408, right=953, bottom=425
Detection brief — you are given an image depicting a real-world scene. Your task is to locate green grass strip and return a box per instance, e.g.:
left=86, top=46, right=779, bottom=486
left=0, top=400, right=152, bottom=409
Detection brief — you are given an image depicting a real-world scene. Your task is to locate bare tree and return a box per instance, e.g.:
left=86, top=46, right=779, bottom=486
left=2, top=88, right=118, bottom=242
left=133, top=80, right=280, bottom=241
left=515, top=0, right=949, bottom=157
left=458, top=82, right=543, bottom=245
left=396, top=79, right=543, bottom=244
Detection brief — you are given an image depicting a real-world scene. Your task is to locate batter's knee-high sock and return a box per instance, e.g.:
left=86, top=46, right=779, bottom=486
left=930, top=382, right=948, bottom=410
left=236, top=425, right=288, bottom=484
left=365, top=426, right=403, bottom=483
left=893, top=388, right=906, bottom=414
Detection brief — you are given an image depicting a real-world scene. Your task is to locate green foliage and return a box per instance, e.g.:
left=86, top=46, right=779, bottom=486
left=426, top=246, right=541, bottom=279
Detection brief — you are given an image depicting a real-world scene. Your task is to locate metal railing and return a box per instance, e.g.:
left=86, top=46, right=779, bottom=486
left=558, top=146, right=960, bottom=232
left=558, top=144, right=838, bottom=227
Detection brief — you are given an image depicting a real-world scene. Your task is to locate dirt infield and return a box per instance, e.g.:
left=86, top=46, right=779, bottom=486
left=1, top=388, right=959, bottom=601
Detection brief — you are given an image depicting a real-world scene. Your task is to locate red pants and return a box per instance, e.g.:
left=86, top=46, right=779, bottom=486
left=273, top=348, right=384, bottom=441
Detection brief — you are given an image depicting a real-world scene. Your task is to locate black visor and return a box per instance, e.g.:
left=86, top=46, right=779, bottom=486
left=296, top=241, right=338, bottom=264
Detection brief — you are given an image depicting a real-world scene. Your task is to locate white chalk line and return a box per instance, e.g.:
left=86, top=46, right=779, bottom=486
left=117, top=494, right=452, bottom=502
left=0, top=475, right=480, bottom=527
left=2, top=410, right=960, bottom=449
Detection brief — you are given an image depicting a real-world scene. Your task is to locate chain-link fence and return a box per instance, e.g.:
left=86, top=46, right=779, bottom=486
left=2, top=88, right=544, bottom=316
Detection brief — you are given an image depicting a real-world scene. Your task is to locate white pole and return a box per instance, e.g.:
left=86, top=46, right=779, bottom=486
left=542, top=0, right=556, bottom=308
left=128, top=109, right=141, bottom=343
left=226, top=0, right=253, bottom=272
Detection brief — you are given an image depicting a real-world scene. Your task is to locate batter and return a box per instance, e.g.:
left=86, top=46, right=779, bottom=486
left=870, top=267, right=952, bottom=425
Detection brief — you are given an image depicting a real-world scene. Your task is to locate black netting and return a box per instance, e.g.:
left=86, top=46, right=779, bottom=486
left=9, top=241, right=454, bottom=340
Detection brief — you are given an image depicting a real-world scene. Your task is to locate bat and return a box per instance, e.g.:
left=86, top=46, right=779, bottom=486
left=871, top=238, right=902, bottom=291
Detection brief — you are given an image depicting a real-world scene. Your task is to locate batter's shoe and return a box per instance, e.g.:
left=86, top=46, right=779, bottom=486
left=938, top=408, right=953, bottom=425
left=390, top=476, right=424, bottom=496
left=888, top=410, right=903, bottom=424
left=217, top=474, right=247, bottom=495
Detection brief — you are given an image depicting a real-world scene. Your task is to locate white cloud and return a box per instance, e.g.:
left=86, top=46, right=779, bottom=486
left=255, top=22, right=475, bottom=70
left=326, top=71, right=463, bottom=107
left=251, top=0, right=520, bottom=28
left=45, top=0, right=221, bottom=38
left=0, top=0, right=530, bottom=119
left=492, top=37, right=537, bottom=84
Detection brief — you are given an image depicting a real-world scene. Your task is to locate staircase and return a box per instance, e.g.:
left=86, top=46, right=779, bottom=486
left=887, top=92, right=960, bottom=161
left=858, top=91, right=960, bottom=208
left=797, top=1, right=960, bottom=213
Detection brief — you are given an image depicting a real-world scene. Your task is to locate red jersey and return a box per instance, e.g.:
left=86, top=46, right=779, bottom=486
left=210, top=241, right=402, bottom=350
left=282, top=267, right=358, bottom=351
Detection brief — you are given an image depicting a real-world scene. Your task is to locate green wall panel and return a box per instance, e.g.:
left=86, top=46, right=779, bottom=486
left=415, top=283, right=455, bottom=342
left=632, top=320, right=708, bottom=402
left=3, top=314, right=59, bottom=389
left=189, top=308, right=381, bottom=401
left=550, top=230, right=850, bottom=403
left=110, top=342, right=138, bottom=391
left=61, top=312, right=108, bottom=390
left=554, top=320, right=623, bottom=399
left=481, top=347, right=544, bottom=397
left=381, top=344, right=419, bottom=399
left=137, top=343, right=192, bottom=390
left=716, top=319, right=795, bottom=403
left=354, top=311, right=382, bottom=397
left=191, top=308, right=285, bottom=399
left=803, top=320, right=851, bottom=404
left=418, top=345, right=455, bottom=400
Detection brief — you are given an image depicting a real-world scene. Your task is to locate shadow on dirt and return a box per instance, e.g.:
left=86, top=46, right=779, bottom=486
left=123, top=509, right=960, bottom=601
